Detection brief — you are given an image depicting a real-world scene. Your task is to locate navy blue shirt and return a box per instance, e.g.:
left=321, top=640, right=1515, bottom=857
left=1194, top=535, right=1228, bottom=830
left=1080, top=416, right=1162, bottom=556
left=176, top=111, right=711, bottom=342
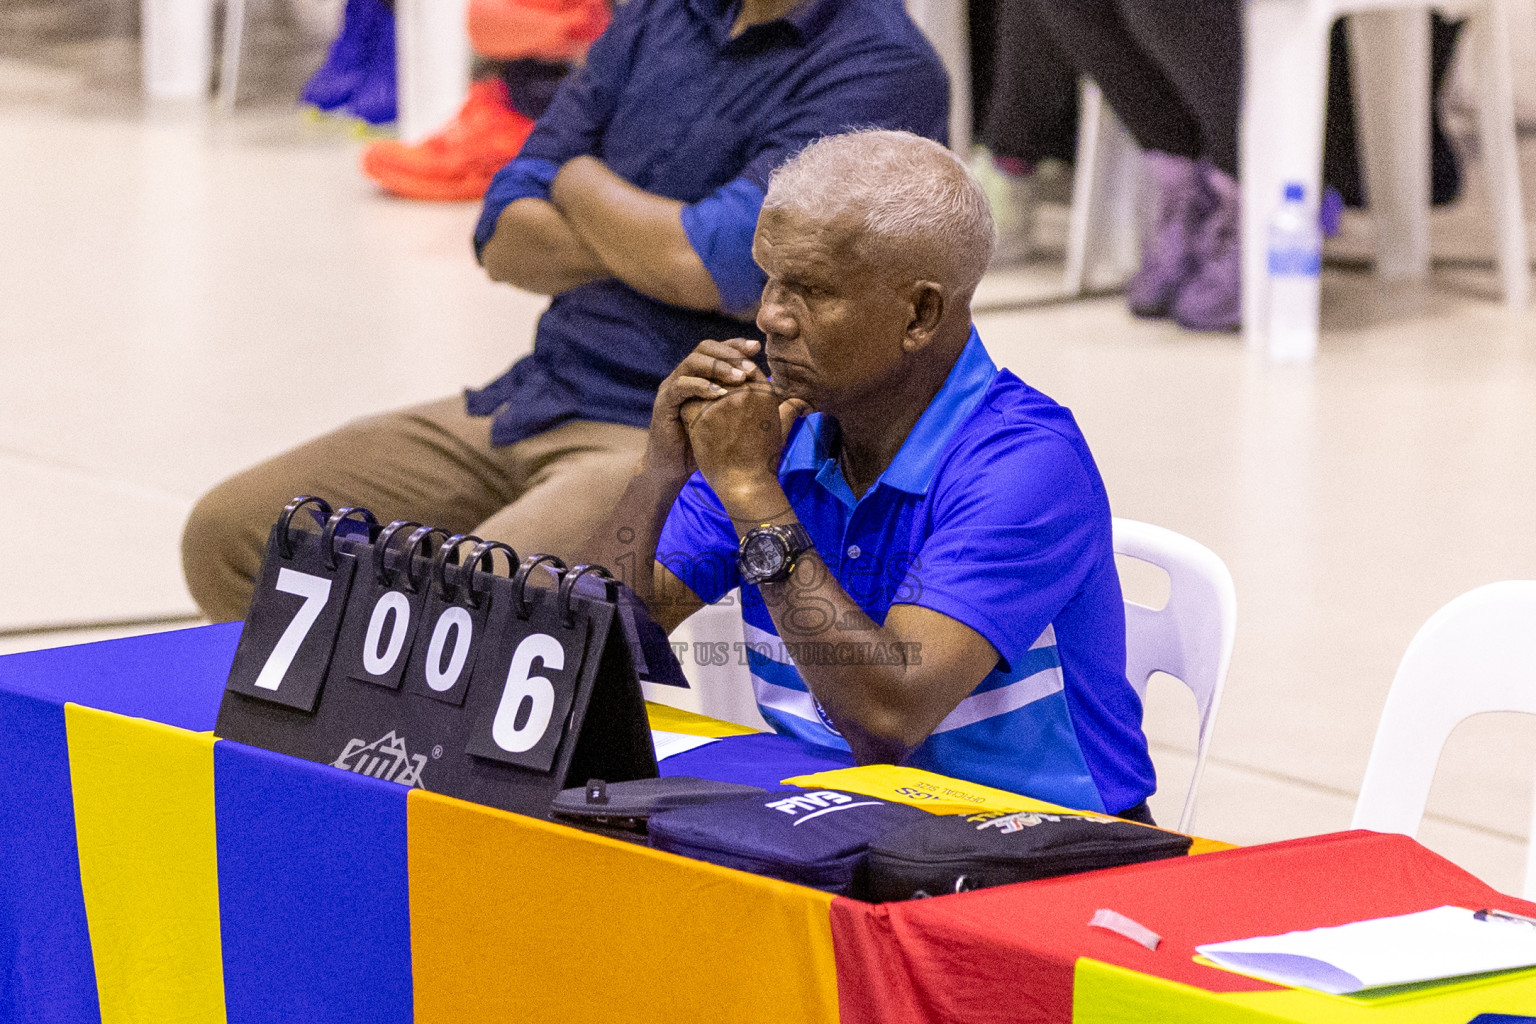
left=659, top=330, right=1157, bottom=814
left=469, top=0, right=948, bottom=446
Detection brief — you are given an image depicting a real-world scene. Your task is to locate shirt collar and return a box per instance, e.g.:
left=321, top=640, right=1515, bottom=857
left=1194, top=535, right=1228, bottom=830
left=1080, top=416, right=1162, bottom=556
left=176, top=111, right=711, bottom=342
left=691, top=0, right=837, bottom=47
left=780, top=326, right=998, bottom=499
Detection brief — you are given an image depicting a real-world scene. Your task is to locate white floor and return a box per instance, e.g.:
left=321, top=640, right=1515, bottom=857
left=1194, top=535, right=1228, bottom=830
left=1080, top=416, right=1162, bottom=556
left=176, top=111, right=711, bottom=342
left=6, top=4, right=1536, bottom=895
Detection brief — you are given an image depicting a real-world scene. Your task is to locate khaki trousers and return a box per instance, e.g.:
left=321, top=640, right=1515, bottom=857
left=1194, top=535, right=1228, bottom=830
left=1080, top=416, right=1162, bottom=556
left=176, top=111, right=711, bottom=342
left=181, top=397, right=649, bottom=621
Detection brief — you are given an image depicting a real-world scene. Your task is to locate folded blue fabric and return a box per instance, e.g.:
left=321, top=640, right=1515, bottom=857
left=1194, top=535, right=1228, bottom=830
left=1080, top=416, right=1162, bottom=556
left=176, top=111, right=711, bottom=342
left=647, top=789, right=928, bottom=895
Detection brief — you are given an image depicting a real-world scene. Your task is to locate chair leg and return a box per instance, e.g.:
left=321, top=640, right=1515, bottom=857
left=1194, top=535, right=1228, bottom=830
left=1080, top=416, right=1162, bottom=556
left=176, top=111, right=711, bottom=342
left=394, top=0, right=474, bottom=144
left=1349, top=9, right=1432, bottom=281
left=906, top=0, right=971, bottom=157
left=1064, top=81, right=1140, bottom=297
left=1091, top=108, right=1141, bottom=292
left=142, top=0, right=216, bottom=100
left=1468, top=0, right=1531, bottom=310
left=217, top=0, right=246, bottom=110
left=1525, top=756, right=1536, bottom=901
left=1241, top=0, right=1330, bottom=353
left=1178, top=725, right=1212, bottom=834
left=1063, top=81, right=1102, bottom=298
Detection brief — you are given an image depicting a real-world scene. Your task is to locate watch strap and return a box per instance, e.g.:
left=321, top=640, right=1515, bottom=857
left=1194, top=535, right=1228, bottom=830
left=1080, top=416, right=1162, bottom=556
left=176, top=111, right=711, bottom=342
left=778, top=522, right=813, bottom=559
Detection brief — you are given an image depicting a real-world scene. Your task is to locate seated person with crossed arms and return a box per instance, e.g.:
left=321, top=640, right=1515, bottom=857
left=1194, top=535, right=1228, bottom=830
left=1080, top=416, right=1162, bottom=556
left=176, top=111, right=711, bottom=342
left=581, top=130, right=1158, bottom=821
left=180, top=0, right=947, bottom=623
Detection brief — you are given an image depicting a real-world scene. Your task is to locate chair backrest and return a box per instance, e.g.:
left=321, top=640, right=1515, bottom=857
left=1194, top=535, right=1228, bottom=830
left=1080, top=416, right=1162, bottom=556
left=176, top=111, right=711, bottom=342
left=1112, top=518, right=1238, bottom=833
left=1351, top=581, right=1536, bottom=899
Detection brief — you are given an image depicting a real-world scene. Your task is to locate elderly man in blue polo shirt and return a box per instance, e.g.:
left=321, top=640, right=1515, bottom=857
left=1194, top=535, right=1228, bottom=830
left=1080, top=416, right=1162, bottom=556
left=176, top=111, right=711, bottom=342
left=585, top=130, right=1158, bottom=820
left=181, top=0, right=946, bottom=621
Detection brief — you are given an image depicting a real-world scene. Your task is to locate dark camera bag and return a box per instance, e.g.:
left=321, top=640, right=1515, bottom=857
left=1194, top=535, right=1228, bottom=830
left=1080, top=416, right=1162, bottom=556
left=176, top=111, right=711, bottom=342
left=551, top=777, right=768, bottom=838
left=864, top=809, right=1193, bottom=901
left=647, top=789, right=929, bottom=895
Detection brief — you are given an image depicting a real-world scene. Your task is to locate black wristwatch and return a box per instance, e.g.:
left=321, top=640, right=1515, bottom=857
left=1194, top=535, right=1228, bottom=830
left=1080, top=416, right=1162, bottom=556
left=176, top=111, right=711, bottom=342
left=737, top=523, right=814, bottom=586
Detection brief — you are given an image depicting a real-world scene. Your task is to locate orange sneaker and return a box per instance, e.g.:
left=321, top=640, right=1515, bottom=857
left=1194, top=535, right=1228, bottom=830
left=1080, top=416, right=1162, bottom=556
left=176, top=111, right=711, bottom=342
left=361, top=78, right=536, bottom=201
left=469, top=0, right=608, bottom=63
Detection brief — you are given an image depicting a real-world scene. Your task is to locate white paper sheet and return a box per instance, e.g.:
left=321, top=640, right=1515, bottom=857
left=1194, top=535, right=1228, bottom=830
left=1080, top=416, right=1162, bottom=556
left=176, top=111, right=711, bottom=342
left=650, top=730, right=721, bottom=761
left=1197, top=906, right=1536, bottom=995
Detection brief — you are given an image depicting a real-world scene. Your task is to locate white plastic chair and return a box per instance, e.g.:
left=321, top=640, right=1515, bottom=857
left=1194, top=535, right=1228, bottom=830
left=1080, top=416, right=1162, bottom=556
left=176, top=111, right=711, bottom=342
left=1242, top=0, right=1529, bottom=357
left=1113, top=518, right=1238, bottom=833
left=904, top=0, right=971, bottom=157
left=1352, top=581, right=1536, bottom=900
left=1069, top=1, right=1530, bottom=358
left=142, top=0, right=216, bottom=100
left=394, top=0, right=474, bottom=142
left=1064, top=82, right=1142, bottom=296
left=655, top=519, right=1238, bottom=832
left=218, top=0, right=251, bottom=109
left=218, top=0, right=322, bottom=109
left=217, top=0, right=470, bottom=135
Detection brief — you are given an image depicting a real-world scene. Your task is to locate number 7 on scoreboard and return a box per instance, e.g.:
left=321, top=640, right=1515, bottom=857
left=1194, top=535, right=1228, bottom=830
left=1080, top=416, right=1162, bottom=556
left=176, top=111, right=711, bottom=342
left=252, top=568, right=333, bottom=692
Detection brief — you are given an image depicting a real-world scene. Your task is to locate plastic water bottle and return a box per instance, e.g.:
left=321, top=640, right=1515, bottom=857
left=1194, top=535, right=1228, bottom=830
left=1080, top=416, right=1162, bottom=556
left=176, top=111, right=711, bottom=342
left=1266, top=182, right=1322, bottom=362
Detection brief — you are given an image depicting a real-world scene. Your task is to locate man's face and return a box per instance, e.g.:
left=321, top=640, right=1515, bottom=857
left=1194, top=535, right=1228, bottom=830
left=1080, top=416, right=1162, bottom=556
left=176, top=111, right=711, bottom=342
left=751, top=207, right=913, bottom=414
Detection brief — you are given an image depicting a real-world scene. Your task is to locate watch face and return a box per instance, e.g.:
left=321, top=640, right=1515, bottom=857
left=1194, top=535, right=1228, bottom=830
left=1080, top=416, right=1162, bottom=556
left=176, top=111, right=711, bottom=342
left=740, top=531, right=785, bottom=580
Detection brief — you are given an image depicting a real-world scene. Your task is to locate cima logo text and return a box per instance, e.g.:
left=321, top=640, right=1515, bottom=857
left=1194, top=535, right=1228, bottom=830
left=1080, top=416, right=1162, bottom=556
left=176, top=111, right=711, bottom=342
left=332, top=730, right=428, bottom=787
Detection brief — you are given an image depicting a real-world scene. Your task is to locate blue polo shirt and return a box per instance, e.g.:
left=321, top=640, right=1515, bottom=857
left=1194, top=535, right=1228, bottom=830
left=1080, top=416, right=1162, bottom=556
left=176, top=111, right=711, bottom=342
left=657, top=329, right=1156, bottom=814
left=469, top=0, right=949, bottom=447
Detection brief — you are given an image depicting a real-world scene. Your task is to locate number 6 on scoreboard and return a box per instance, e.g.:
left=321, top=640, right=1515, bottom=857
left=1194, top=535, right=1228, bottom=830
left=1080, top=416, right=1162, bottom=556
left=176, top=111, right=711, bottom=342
left=491, top=633, right=563, bottom=753
left=466, top=627, right=578, bottom=772
left=253, top=568, right=333, bottom=692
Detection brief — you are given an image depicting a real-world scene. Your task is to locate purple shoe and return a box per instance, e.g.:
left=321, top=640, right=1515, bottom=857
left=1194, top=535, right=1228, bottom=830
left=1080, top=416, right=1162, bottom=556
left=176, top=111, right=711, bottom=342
left=347, top=5, right=397, bottom=125
left=302, top=0, right=387, bottom=112
left=1172, top=163, right=1242, bottom=333
left=1127, top=151, right=1210, bottom=319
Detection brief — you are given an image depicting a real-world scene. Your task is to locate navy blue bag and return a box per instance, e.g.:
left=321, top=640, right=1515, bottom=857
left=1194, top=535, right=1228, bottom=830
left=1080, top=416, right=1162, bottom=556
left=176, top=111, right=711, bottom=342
left=646, top=789, right=930, bottom=895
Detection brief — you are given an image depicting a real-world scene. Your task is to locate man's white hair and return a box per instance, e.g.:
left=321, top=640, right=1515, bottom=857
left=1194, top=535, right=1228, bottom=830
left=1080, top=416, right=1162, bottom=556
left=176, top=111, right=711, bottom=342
left=762, top=129, right=995, bottom=292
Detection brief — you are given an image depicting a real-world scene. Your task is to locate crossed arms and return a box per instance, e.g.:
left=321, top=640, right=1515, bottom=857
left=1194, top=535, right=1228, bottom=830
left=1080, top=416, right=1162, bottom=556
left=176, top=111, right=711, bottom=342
left=480, top=156, right=726, bottom=311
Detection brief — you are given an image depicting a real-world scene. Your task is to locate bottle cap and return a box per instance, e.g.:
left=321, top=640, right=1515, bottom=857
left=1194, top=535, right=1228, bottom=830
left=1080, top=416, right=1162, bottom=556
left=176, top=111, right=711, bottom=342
left=1284, top=182, right=1305, bottom=202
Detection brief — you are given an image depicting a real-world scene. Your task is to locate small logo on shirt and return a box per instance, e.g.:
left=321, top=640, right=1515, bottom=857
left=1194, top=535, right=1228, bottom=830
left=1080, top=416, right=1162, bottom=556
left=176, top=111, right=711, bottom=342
left=332, top=730, right=428, bottom=788
left=811, top=696, right=844, bottom=737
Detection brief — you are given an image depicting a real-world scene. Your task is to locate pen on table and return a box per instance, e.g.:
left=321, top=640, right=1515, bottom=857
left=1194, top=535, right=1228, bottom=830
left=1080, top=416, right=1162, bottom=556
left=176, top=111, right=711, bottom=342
left=1472, top=908, right=1536, bottom=927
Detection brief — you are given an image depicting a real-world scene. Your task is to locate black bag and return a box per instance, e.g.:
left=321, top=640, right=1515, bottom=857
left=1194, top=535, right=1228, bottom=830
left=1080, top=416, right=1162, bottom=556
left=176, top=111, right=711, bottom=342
left=647, top=789, right=929, bottom=895
left=864, top=808, right=1193, bottom=902
left=551, top=776, right=768, bottom=836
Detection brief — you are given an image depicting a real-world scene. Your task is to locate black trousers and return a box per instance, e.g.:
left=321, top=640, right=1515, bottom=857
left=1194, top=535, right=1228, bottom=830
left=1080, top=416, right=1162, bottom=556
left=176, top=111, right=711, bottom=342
left=1324, top=15, right=1465, bottom=207
left=1031, top=0, right=1242, bottom=177
left=1007, top=3, right=1463, bottom=198
left=1117, top=800, right=1156, bottom=826
left=976, top=0, right=1080, bottom=166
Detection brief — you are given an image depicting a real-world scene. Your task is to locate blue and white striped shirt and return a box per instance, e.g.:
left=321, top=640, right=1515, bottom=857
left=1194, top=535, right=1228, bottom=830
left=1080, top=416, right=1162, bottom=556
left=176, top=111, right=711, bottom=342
left=658, top=329, right=1155, bottom=814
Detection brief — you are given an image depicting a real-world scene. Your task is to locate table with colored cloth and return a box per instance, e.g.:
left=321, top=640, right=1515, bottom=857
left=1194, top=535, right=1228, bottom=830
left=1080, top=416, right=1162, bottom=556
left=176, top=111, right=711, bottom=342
left=3, top=624, right=1535, bottom=1024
